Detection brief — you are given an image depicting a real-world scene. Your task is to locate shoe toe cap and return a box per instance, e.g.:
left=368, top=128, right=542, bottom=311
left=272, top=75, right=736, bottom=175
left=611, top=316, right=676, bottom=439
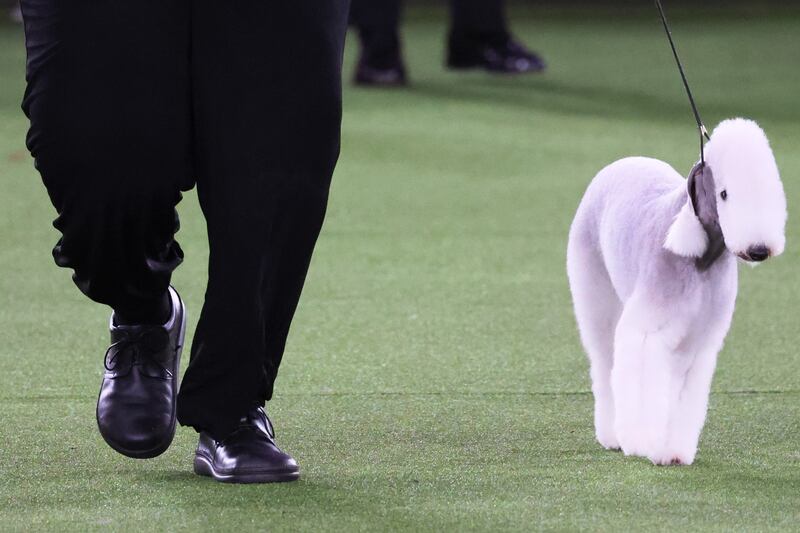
left=97, top=400, right=174, bottom=456
left=216, top=442, right=299, bottom=476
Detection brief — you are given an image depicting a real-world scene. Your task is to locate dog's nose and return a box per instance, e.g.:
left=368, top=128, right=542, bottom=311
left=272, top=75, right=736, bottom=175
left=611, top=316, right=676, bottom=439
left=746, top=245, right=770, bottom=262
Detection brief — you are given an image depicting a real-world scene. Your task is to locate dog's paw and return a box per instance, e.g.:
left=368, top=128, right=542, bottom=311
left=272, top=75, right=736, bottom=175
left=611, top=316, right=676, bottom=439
left=595, top=429, right=620, bottom=451
left=615, top=426, right=648, bottom=457
left=647, top=448, right=695, bottom=466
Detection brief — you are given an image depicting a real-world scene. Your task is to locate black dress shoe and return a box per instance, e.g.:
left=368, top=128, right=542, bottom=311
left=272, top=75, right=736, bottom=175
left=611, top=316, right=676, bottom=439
left=96, top=286, right=186, bottom=459
left=446, top=31, right=546, bottom=74
left=353, top=29, right=408, bottom=87
left=354, top=57, right=408, bottom=87
left=193, top=407, right=300, bottom=484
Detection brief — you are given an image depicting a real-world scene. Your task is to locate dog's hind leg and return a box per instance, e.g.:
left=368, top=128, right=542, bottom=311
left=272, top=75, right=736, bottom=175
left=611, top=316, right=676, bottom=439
left=567, top=238, right=622, bottom=450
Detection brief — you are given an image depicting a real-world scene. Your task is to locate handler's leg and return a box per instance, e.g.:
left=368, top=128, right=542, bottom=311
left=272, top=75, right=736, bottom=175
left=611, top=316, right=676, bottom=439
left=21, top=0, right=192, bottom=457
left=21, top=0, right=191, bottom=317
left=178, top=1, right=349, bottom=478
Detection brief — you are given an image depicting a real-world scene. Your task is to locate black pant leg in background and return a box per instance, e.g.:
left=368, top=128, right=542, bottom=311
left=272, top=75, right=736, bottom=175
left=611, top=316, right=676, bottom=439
left=21, top=0, right=191, bottom=320
left=349, top=0, right=402, bottom=66
left=175, top=1, right=351, bottom=438
left=349, top=0, right=400, bottom=31
left=450, top=0, right=508, bottom=37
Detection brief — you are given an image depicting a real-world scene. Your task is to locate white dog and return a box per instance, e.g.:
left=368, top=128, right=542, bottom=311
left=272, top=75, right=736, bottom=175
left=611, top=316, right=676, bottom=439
left=567, top=118, right=786, bottom=465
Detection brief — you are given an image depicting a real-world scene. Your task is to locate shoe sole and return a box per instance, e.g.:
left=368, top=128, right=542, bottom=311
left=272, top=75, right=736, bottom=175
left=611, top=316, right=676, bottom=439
left=446, top=62, right=544, bottom=74
left=96, top=289, right=187, bottom=459
left=193, top=454, right=300, bottom=484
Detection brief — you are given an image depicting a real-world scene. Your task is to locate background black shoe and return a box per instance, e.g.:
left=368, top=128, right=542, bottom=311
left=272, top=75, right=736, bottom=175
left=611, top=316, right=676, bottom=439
left=446, top=31, right=546, bottom=74
left=193, top=407, right=300, bottom=484
left=96, top=286, right=186, bottom=459
left=354, top=54, right=408, bottom=87
left=353, top=26, right=408, bottom=87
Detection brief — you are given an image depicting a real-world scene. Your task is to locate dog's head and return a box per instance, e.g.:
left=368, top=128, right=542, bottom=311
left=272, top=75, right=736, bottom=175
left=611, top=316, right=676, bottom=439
left=694, top=118, right=786, bottom=264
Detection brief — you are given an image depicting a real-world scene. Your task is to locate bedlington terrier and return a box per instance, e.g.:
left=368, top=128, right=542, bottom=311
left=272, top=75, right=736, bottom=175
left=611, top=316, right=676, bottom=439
left=567, top=118, right=786, bottom=465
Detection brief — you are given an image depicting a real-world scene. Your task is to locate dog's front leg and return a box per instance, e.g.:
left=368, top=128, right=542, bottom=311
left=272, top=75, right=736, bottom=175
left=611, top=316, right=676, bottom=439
left=612, top=310, right=673, bottom=460
left=661, top=349, right=718, bottom=465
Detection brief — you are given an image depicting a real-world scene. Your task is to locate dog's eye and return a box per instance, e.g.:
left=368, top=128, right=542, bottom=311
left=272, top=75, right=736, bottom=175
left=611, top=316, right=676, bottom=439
left=720, top=190, right=727, bottom=201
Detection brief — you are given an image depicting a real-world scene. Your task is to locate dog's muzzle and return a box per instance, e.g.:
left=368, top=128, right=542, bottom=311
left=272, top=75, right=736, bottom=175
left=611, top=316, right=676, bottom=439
left=739, top=244, right=771, bottom=262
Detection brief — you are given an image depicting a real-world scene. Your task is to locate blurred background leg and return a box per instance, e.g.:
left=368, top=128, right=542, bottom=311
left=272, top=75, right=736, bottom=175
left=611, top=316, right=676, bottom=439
left=450, top=0, right=507, bottom=37
left=350, top=0, right=407, bottom=86
left=10, top=1, right=22, bottom=22
left=447, top=0, right=547, bottom=73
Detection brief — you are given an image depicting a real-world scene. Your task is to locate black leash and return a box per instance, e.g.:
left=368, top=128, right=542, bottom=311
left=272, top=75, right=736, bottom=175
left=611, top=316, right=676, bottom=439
left=655, top=0, right=711, bottom=164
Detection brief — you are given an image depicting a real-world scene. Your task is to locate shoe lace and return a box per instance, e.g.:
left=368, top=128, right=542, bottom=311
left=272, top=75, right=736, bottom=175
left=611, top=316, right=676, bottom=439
left=212, top=408, right=277, bottom=447
left=237, top=408, right=276, bottom=437
left=104, top=327, right=171, bottom=372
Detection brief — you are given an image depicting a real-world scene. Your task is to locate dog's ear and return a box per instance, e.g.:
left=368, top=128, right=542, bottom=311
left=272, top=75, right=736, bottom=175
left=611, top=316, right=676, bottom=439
left=691, top=164, right=726, bottom=270
left=687, top=162, right=704, bottom=216
left=665, top=162, right=726, bottom=267
left=664, top=162, right=711, bottom=259
left=692, top=163, right=719, bottom=227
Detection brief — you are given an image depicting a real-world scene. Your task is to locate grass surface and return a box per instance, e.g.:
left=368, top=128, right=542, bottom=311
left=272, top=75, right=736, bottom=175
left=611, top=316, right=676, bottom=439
left=1, top=4, right=800, bottom=531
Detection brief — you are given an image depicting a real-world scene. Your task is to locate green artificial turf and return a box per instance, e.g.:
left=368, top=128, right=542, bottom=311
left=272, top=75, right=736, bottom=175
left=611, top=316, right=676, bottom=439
left=1, top=4, right=799, bottom=531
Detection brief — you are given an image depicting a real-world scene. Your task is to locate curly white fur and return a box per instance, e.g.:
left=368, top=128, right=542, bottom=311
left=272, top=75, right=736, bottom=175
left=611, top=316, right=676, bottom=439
left=567, top=118, right=786, bottom=465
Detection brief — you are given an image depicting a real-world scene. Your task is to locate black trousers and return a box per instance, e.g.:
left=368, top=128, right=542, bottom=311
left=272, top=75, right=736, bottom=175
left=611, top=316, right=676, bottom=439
left=21, top=0, right=350, bottom=438
left=349, top=0, right=508, bottom=53
left=350, top=0, right=508, bottom=66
